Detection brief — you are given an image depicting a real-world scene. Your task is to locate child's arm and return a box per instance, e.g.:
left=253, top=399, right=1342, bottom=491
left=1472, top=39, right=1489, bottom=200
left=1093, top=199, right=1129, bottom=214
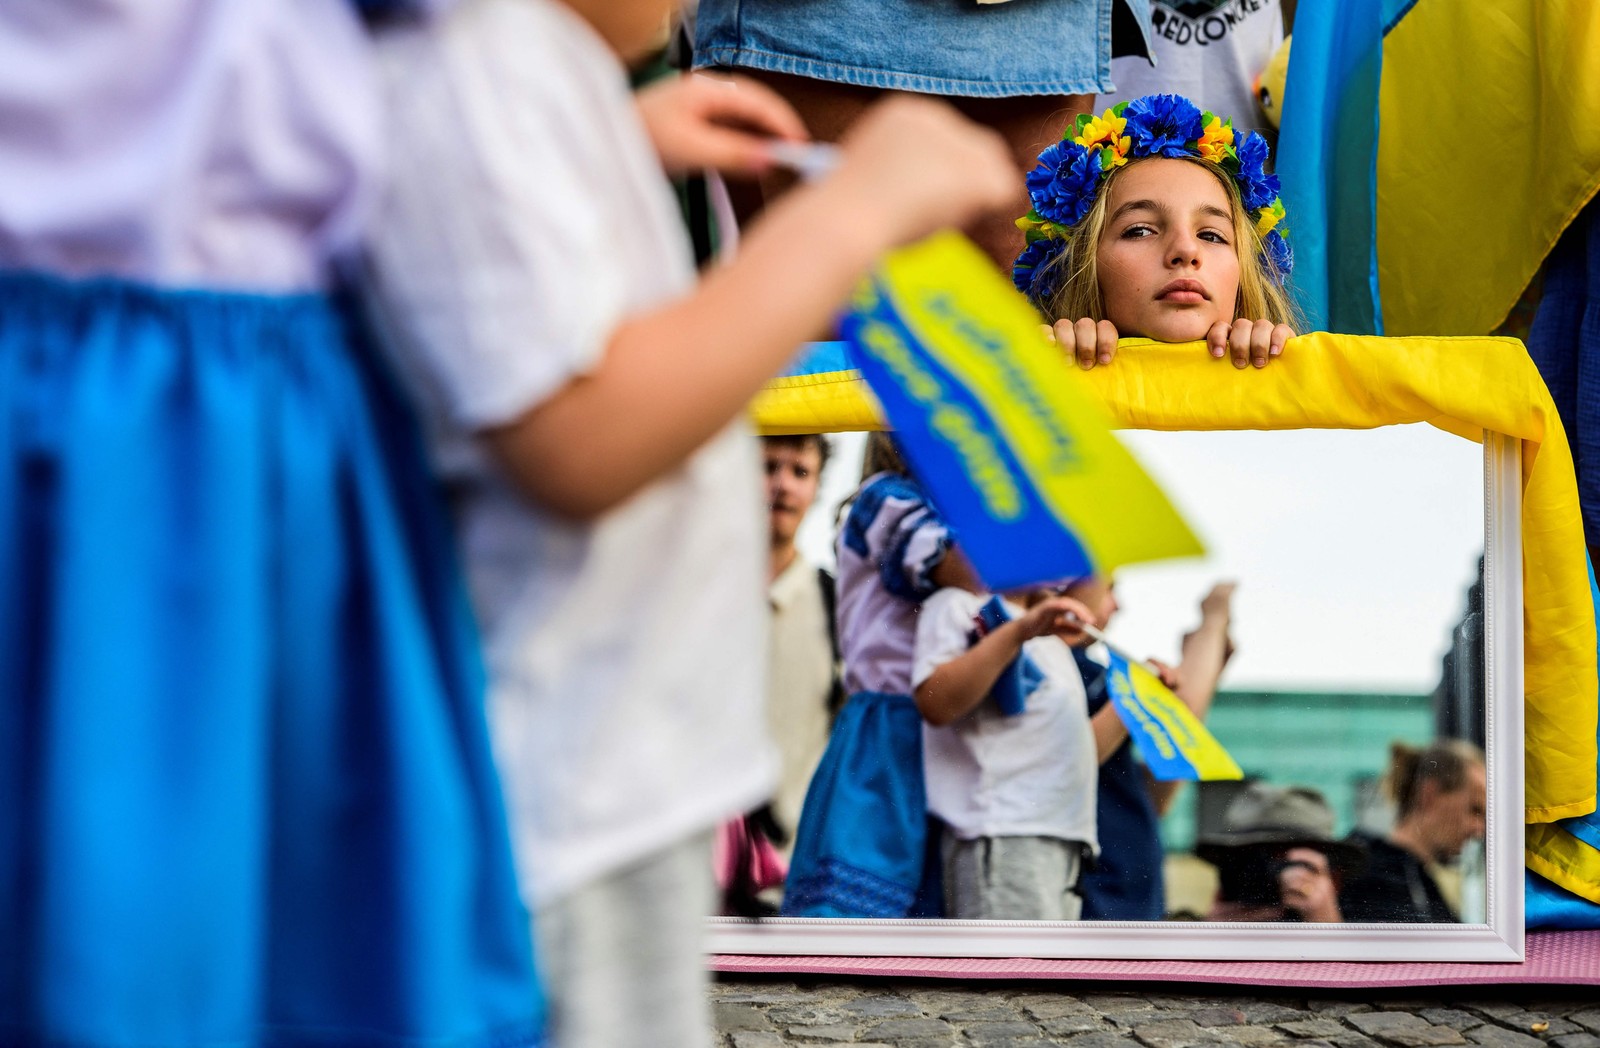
left=1172, top=581, right=1234, bottom=722
left=1149, top=582, right=1234, bottom=813
left=634, top=72, right=808, bottom=178
left=914, top=596, right=1090, bottom=727
left=928, top=545, right=983, bottom=594
left=485, top=98, right=1015, bottom=519
left=1089, top=702, right=1130, bottom=764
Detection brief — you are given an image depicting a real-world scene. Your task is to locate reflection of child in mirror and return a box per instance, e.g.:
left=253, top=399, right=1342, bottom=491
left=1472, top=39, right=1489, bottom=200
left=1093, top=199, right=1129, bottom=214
left=362, top=1, right=1018, bottom=1044
left=782, top=433, right=983, bottom=918
left=911, top=580, right=1102, bottom=920
left=1068, top=575, right=1236, bottom=920
left=1013, top=93, right=1300, bottom=371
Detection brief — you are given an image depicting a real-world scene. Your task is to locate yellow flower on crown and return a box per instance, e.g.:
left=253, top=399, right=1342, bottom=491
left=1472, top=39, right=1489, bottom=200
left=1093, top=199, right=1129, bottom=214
left=1255, top=199, right=1285, bottom=237
left=1075, top=108, right=1131, bottom=166
left=1197, top=115, right=1235, bottom=164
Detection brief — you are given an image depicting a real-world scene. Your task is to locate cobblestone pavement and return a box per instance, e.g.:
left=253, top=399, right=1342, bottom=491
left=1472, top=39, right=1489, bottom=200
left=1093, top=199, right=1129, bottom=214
left=710, top=976, right=1600, bottom=1048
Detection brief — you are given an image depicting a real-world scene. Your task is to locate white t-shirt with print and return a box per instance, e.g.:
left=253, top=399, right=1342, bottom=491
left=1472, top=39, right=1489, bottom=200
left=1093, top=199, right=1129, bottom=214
left=1105, top=0, right=1283, bottom=135
left=366, top=0, right=775, bottom=907
left=913, top=588, right=1099, bottom=850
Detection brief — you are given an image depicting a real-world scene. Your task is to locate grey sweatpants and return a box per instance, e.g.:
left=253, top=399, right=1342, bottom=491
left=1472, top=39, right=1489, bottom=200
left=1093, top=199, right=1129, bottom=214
left=535, top=832, right=716, bottom=1048
left=942, top=834, right=1086, bottom=921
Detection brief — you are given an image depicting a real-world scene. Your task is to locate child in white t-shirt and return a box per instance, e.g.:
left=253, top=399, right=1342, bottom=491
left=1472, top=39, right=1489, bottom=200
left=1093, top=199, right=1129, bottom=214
left=913, top=582, right=1100, bottom=920
left=363, top=1, right=1017, bottom=1046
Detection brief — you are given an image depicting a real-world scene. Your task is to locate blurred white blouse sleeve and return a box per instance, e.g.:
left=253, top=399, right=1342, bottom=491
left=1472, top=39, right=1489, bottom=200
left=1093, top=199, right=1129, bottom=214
left=362, top=0, right=696, bottom=431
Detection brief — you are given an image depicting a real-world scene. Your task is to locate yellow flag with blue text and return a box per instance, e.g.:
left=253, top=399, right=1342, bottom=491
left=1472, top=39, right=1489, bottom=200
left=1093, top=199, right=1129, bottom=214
left=835, top=231, right=1202, bottom=591
left=1103, top=650, right=1242, bottom=782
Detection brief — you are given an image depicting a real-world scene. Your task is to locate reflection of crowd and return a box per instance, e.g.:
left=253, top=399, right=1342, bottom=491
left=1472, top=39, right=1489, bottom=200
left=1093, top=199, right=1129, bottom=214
left=1190, top=742, right=1486, bottom=925
left=1343, top=741, right=1487, bottom=923
left=752, top=434, right=1491, bottom=926
left=754, top=434, right=1242, bottom=921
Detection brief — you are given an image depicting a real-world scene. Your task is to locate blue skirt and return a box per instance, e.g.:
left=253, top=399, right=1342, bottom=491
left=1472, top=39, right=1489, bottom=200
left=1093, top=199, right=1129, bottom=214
left=781, top=691, right=939, bottom=918
left=0, top=273, right=543, bottom=1048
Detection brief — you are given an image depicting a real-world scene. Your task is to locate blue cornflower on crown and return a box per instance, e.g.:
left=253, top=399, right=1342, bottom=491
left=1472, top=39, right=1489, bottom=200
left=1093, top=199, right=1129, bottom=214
left=1012, top=93, right=1293, bottom=305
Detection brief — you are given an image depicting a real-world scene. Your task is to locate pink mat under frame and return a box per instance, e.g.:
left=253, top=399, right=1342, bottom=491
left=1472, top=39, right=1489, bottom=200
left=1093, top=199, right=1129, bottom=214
left=711, top=930, right=1600, bottom=986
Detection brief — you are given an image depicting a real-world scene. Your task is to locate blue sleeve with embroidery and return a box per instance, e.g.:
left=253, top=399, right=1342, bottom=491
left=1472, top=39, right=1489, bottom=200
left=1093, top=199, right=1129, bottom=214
left=841, top=474, right=952, bottom=601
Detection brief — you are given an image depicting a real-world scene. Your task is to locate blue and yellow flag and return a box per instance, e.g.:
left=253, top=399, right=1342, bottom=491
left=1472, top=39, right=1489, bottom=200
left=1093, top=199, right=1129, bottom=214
left=830, top=231, right=1202, bottom=591
left=1277, top=0, right=1600, bottom=334
left=1103, top=650, right=1243, bottom=783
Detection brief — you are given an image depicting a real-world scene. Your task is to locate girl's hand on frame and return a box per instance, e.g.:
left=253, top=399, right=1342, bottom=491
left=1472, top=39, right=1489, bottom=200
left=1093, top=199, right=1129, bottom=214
left=1207, top=319, right=1295, bottom=369
left=635, top=72, right=808, bottom=177
left=1045, top=318, right=1120, bottom=370
left=1018, top=595, right=1093, bottom=645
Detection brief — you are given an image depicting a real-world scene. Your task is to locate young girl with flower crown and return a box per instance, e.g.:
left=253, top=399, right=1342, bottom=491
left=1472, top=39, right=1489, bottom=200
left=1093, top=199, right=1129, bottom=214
left=1013, top=92, right=1300, bottom=371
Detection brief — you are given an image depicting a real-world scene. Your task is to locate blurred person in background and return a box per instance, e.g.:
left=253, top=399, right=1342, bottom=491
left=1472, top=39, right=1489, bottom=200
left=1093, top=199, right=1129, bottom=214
left=762, top=434, right=843, bottom=857
left=1198, top=783, right=1365, bottom=923
left=1340, top=740, right=1486, bottom=923
left=1068, top=576, right=1237, bottom=919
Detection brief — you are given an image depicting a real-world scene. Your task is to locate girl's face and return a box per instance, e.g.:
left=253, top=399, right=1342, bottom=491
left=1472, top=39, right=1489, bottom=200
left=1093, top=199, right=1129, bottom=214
left=1094, top=158, right=1242, bottom=341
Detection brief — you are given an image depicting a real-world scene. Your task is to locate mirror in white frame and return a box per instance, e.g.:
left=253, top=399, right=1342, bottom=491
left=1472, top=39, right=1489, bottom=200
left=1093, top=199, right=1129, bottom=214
left=711, top=425, right=1524, bottom=963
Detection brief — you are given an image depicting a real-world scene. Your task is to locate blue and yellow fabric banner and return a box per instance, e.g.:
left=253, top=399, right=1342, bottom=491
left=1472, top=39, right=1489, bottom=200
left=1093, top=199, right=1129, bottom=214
left=1277, top=0, right=1600, bottom=334
left=832, top=231, right=1202, bottom=591
left=1103, top=650, right=1243, bottom=783
left=756, top=340, right=883, bottom=435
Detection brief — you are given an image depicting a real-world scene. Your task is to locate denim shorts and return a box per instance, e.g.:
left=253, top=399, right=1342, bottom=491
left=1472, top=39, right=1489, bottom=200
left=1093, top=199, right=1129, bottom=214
left=694, top=0, right=1151, bottom=98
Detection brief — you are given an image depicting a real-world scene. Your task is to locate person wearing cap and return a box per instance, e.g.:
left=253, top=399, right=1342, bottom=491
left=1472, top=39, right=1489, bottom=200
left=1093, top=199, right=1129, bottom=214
left=1197, top=783, right=1367, bottom=923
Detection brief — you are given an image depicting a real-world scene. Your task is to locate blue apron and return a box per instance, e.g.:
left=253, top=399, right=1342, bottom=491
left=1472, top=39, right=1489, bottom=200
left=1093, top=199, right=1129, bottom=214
left=781, top=691, right=937, bottom=918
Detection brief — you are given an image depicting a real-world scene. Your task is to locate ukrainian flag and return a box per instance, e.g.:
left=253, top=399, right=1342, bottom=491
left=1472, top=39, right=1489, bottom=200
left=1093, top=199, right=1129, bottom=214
left=779, top=232, right=1203, bottom=592
left=1277, top=0, right=1600, bottom=335
left=1103, top=650, right=1243, bottom=782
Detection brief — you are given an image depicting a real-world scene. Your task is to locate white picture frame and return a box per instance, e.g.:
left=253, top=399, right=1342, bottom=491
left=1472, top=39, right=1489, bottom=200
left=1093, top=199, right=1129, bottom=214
left=708, top=430, right=1525, bottom=964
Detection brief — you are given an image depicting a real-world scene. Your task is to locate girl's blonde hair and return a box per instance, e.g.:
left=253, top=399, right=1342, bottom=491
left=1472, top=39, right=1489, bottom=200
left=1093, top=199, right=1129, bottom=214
left=1035, top=156, right=1301, bottom=330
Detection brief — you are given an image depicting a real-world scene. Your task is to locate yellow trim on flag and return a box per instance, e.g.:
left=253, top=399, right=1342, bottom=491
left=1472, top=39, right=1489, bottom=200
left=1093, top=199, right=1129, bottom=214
left=750, top=368, right=884, bottom=436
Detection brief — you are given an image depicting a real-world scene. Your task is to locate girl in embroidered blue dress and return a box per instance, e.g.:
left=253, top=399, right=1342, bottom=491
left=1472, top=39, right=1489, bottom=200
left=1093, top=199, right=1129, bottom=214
left=781, top=435, right=979, bottom=917
left=0, top=7, right=542, bottom=1048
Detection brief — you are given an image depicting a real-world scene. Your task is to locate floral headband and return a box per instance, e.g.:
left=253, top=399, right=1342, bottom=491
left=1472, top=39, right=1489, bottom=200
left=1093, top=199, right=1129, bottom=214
left=1012, top=93, right=1292, bottom=307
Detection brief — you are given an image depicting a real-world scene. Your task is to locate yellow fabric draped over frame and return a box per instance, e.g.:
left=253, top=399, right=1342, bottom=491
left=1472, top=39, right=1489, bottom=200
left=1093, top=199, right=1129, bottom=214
left=752, top=332, right=1600, bottom=898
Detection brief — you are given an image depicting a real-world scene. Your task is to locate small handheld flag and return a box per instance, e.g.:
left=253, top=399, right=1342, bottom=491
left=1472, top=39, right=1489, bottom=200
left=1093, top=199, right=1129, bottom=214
left=1079, top=620, right=1243, bottom=783
left=839, top=231, right=1202, bottom=590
